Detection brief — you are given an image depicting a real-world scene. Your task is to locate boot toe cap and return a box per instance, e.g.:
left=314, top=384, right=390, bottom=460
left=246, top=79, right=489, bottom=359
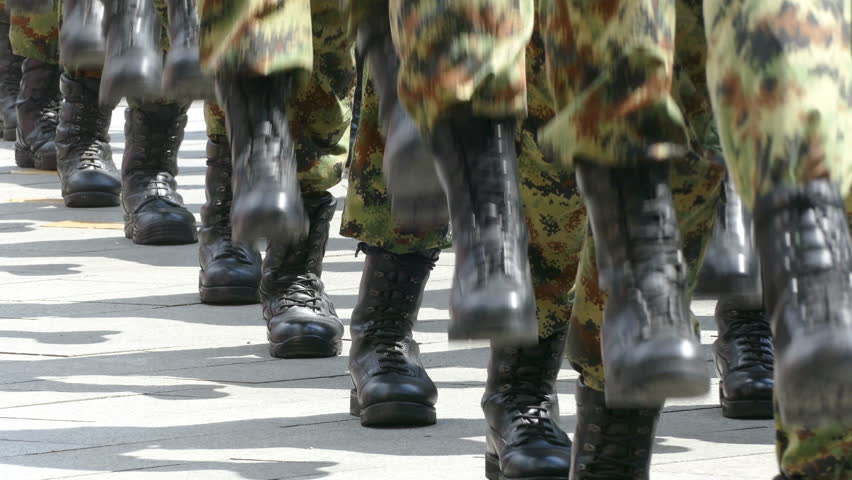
left=357, top=374, right=438, bottom=408
left=723, top=370, right=773, bottom=401
left=65, top=169, right=121, bottom=195
left=201, top=259, right=261, bottom=289
left=267, top=311, right=344, bottom=345
left=500, top=446, right=572, bottom=478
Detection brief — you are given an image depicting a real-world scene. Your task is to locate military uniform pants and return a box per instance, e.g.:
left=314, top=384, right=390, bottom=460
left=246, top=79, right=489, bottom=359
left=199, top=0, right=354, bottom=194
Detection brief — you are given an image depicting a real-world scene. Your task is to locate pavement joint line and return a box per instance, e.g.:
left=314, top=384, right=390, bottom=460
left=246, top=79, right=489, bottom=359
left=46, top=463, right=187, bottom=479
left=0, top=416, right=95, bottom=423
left=0, top=437, right=82, bottom=445
left=653, top=449, right=775, bottom=466
left=205, top=373, right=351, bottom=386
left=0, top=383, right=230, bottom=410
left=277, top=418, right=357, bottom=429
left=0, top=351, right=71, bottom=358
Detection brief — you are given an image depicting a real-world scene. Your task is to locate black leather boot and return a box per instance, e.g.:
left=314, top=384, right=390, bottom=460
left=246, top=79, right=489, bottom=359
left=215, top=73, right=306, bottom=245
left=349, top=243, right=439, bottom=427
left=199, top=136, right=261, bottom=304
left=163, top=0, right=213, bottom=99
left=100, top=0, right=162, bottom=106
left=15, top=58, right=60, bottom=170
left=56, top=73, right=121, bottom=208
left=262, top=191, right=341, bottom=358
left=430, top=116, right=536, bottom=344
left=6, top=0, right=54, bottom=12
left=121, top=104, right=197, bottom=245
left=754, top=180, right=852, bottom=428
left=60, top=0, right=106, bottom=70
left=483, top=331, right=572, bottom=480
left=714, top=294, right=773, bottom=419
left=697, top=173, right=762, bottom=299
left=570, top=377, right=660, bottom=480
left=576, top=161, right=708, bottom=407
left=357, top=14, right=447, bottom=229
left=0, top=9, right=22, bottom=141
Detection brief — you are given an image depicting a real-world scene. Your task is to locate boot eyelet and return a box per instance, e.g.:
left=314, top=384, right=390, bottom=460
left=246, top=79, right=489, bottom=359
left=588, top=424, right=600, bottom=433
left=583, top=443, right=595, bottom=452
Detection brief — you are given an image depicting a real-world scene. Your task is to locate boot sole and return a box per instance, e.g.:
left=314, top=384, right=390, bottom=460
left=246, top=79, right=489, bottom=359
left=198, top=283, right=259, bottom=305
left=124, top=216, right=198, bottom=246
left=268, top=336, right=341, bottom=359
left=64, top=192, right=120, bottom=208
left=720, top=386, right=772, bottom=419
left=485, top=453, right=569, bottom=480
left=606, top=362, right=709, bottom=408
left=349, top=389, right=436, bottom=427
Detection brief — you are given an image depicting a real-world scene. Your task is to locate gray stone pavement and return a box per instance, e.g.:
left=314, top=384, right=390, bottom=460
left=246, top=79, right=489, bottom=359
left=0, top=103, right=778, bottom=479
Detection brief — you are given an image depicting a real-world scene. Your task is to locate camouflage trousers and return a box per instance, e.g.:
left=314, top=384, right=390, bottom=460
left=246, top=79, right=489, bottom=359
left=367, top=0, right=849, bottom=477
left=198, top=0, right=354, bottom=194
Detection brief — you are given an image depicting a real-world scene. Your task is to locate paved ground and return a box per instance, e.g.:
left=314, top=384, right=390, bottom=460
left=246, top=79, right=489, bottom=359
left=0, top=103, right=779, bottom=479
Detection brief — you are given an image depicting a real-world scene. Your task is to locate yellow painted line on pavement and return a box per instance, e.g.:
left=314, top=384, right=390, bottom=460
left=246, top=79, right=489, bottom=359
left=7, top=198, right=64, bottom=204
left=41, top=221, right=124, bottom=230
left=10, top=169, right=57, bottom=175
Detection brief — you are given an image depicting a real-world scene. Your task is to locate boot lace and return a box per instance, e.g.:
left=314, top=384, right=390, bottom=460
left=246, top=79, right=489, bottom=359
left=38, top=99, right=60, bottom=136
left=498, top=342, right=569, bottom=447
left=725, top=310, right=774, bottom=371
left=271, top=274, right=325, bottom=313
left=363, top=318, right=409, bottom=375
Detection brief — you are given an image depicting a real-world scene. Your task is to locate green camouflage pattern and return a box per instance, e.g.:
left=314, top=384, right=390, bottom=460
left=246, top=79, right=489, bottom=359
left=704, top=0, right=852, bottom=209
left=702, top=0, right=852, bottom=477
left=199, top=0, right=321, bottom=78
left=200, top=0, right=355, bottom=195
left=9, top=0, right=169, bottom=67
left=537, top=0, right=689, bottom=168
left=9, top=0, right=59, bottom=63
left=388, top=0, right=534, bottom=132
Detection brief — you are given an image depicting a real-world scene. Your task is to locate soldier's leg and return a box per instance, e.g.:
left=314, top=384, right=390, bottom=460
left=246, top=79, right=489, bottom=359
left=162, top=0, right=212, bottom=99
left=199, top=0, right=311, bottom=246
left=353, top=2, right=445, bottom=229
left=705, top=1, right=852, bottom=478
left=60, top=0, right=106, bottom=70
left=9, top=4, right=60, bottom=170
left=0, top=2, right=22, bottom=141
left=389, top=0, right=537, bottom=344
left=539, top=0, right=707, bottom=410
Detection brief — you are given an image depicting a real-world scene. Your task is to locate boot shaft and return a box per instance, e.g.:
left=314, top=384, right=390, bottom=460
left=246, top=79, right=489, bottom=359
left=16, top=59, right=61, bottom=140
left=484, top=330, right=567, bottom=405
left=200, top=135, right=232, bottom=228
left=56, top=74, right=112, bottom=143
left=349, top=244, right=438, bottom=342
left=572, top=378, right=660, bottom=480
left=165, top=0, right=199, bottom=48
left=754, top=180, right=852, bottom=347
left=261, top=191, right=337, bottom=289
left=122, top=104, right=189, bottom=178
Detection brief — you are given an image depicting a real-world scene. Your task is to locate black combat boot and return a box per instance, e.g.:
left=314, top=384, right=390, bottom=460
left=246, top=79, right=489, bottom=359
left=714, top=294, right=774, bottom=419
left=570, top=378, right=660, bottom=480
left=349, top=243, right=439, bottom=427
left=198, top=136, right=261, bottom=304
left=0, top=9, right=22, bottom=141
left=60, top=0, right=106, bottom=70
left=100, top=0, right=162, bottom=106
left=697, top=173, right=762, bottom=299
left=261, top=191, right=341, bottom=358
left=163, top=0, right=213, bottom=99
left=121, top=103, right=197, bottom=245
left=357, top=14, right=447, bottom=229
left=56, top=74, right=121, bottom=208
left=483, top=331, right=572, bottom=480
left=430, top=116, right=536, bottom=344
left=15, top=58, right=60, bottom=170
left=754, top=180, right=852, bottom=428
left=576, top=161, right=708, bottom=407
left=6, top=0, right=54, bottom=12
left=215, top=73, right=305, bottom=245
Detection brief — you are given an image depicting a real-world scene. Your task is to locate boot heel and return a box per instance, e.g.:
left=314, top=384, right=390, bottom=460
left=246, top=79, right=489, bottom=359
left=719, top=384, right=772, bottom=419
left=358, top=401, right=436, bottom=427
left=349, top=389, right=361, bottom=417
left=484, top=453, right=500, bottom=480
